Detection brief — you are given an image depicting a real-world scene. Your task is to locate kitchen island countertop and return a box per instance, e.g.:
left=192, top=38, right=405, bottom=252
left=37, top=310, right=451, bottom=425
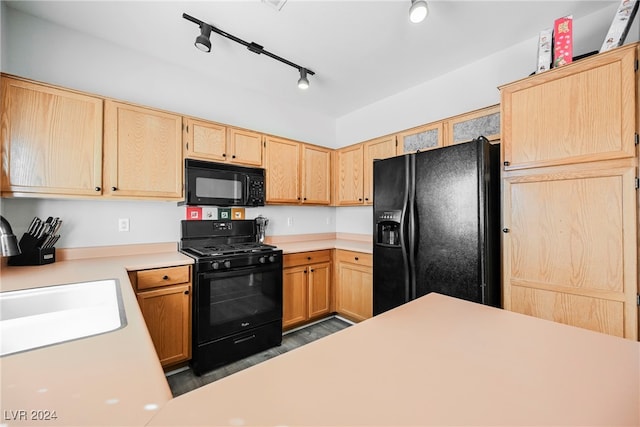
left=148, top=293, right=640, bottom=426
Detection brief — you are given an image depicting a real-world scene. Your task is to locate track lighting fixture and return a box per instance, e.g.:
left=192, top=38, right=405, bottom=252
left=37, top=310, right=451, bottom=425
left=195, top=23, right=212, bottom=52
left=409, top=0, right=428, bottom=23
left=297, top=68, right=309, bottom=90
left=183, top=13, right=315, bottom=90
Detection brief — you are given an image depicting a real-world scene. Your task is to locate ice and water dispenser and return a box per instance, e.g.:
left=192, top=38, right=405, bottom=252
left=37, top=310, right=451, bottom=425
left=375, top=210, right=401, bottom=247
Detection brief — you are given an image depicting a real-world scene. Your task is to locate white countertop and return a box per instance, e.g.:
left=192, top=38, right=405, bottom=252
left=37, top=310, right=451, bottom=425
left=0, top=251, right=193, bottom=427
left=2, top=243, right=638, bottom=426
left=149, top=293, right=640, bottom=426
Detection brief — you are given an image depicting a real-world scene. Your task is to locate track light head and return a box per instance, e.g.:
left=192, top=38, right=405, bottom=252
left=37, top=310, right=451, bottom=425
left=409, top=0, right=428, bottom=23
left=195, top=24, right=212, bottom=52
left=297, top=68, right=309, bottom=90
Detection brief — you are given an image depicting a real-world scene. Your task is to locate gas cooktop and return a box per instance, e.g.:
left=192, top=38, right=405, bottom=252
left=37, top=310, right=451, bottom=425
left=182, top=242, right=276, bottom=258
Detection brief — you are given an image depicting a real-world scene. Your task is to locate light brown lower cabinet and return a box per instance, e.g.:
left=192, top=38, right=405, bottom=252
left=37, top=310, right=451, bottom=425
left=129, top=265, right=192, bottom=368
left=283, top=250, right=332, bottom=330
left=334, top=250, right=373, bottom=322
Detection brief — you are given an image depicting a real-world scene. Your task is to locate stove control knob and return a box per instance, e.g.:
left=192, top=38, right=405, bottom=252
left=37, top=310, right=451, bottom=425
left=211, top=261, right=220, bottom=270
left=259, top=257, right=267, bottom=264
left=224, top=260, right=232, bottom=268
left=268, top=255, right=276, bottom=263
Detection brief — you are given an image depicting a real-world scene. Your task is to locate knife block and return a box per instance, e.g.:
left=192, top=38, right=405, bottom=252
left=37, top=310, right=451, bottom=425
left=8, top=233, right=56, bottom=266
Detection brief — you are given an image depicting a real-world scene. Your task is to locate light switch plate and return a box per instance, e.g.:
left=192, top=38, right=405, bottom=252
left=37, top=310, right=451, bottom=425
left=118, top=218, right=130, bottom=232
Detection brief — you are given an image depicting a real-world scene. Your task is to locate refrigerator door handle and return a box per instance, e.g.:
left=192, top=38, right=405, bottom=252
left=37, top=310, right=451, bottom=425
left=407, top=154, right=417, bottom=300
left=399, top=155, right=412, bottom=303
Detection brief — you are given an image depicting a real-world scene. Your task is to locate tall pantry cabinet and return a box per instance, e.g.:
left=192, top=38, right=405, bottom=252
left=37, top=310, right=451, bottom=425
left=500, top=43, right=639, bottom=340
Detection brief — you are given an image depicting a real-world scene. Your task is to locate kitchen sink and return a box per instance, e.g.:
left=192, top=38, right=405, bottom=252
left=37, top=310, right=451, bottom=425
left=0, top=279, right=127, bottom=357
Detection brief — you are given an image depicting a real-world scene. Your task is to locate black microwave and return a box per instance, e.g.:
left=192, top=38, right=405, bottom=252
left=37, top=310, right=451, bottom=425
left=184, top=159, right=265, bottom=207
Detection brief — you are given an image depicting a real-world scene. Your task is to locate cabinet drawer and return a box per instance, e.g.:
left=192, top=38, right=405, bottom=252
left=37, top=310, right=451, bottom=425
left=135, top=265, right=191, bottom=291
left=284, top=250, right=332, bottom=268
left=335, top=250, right=372, bottom=267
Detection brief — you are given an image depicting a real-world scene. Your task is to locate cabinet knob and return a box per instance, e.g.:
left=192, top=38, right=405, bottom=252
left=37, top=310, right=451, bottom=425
left=232, top=155, right=236, bottom=159
left=358, top=198, right=363, bottom=202
left=222, top=153, right=226, bottom=157
left=303, top=269, right=307, bottom=274
left=303, top=197, right=307, bottom=201
left=297, top=197, right=301, bottom=200
left=365, top=197, right=369, bottom=201
left=184, top=290, right=190, bottom=295
left=502, top=228, right=510, bottom=233
left=503, top=161, right=510, bottom=166
left=111, top=186, right=117, bottom=191
left=355, top=257, right=359, bottom=261
left=162, top=275, right=169, bottom=280
left=95, top=186, right=101, bottom=191
left=310, top=269, right=315, bottom=273
left=307, top=256, right=311, bottom=260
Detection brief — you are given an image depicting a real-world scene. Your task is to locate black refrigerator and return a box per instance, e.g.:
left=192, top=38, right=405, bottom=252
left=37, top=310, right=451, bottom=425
left=373, top=137, right=501, bottom=315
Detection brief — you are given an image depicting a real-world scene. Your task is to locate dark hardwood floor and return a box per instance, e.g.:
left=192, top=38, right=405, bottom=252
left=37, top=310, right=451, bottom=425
left=166, top=316, right=352, bottom=397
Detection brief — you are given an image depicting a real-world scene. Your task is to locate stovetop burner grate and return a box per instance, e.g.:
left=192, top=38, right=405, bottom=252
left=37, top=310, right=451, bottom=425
left=183, top=242, right=276, bottom=258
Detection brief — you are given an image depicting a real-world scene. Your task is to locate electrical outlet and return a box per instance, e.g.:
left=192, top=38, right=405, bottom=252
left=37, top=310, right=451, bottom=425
left=326, top=217, right=331, bottom=225
left=287, top=217, right=294, bottom=227
left=118, top=218, right=130, bottom=232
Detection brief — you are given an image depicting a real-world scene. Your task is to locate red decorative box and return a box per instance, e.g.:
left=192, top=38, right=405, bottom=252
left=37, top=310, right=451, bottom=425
left=553, top=16, right=573, bottom=67
left=186, top=206, right=202, bottom=220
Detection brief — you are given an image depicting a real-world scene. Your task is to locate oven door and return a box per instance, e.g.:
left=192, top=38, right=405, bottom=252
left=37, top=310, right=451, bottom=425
left=195, top=261, right=283, bottom=344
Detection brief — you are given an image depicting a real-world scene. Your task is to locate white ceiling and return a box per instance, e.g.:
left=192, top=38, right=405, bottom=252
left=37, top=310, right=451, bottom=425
left=4, top=0, right=617, bottom=119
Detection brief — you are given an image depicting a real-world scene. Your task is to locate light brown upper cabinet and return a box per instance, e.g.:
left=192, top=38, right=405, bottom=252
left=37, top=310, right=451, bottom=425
left=444, top=104, right=500, bottom=146
left=265, top=135, right=301, bottom=203
left=363, top=135, right=397, bottom=204
left=265, top=135, right=331, bottom=205
left=501, top=44, right=637, bottom=171
left=103, top=100, right=183, bottom=200
left=336, top=136, right=396, bottom=206
left=227, top=127, right=263, bottom=167
left=335, top=143, right=364, bottom=205
left=183, top=117, right=263, bottom=167
left=396, top=122, right=443, bottom=155
left=301, top=144, right=331, bottom=205
left=0, top=75, right=103, bottom=197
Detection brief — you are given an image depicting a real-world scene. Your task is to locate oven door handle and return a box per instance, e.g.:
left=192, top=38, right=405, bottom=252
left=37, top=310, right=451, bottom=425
left=199, top=263, right=281, bottom=280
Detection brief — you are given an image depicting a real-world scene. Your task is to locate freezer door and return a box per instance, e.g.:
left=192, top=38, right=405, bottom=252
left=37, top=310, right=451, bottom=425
left=373, top=155, right=412, bottom=315
left=413, top=142, right=486, bottom=303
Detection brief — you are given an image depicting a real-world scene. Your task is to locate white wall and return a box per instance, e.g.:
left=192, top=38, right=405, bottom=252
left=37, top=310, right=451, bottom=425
left=1, top=3, right=638, bottom=247
left=0, top=4, right=339, bottom=248
left=333, top=3, right=638, bottom=235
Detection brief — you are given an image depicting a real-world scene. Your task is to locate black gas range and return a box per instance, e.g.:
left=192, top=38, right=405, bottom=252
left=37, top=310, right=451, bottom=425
left=180, top=219, right=283, bottom=376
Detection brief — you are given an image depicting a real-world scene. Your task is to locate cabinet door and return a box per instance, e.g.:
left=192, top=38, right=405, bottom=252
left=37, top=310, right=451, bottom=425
left=1, top=76, right=103, bottom=196
left=104, top=101, right=183, bottom=200
left=444, top=105, right=500, bottom=146
left=335, top=251, right=373, bottom=322
left=396, top=122, right=443, bottom=155
left=184, top=117, right=227, bottom=162
left=228, top=128, right=263, bottom=167
left=265, top=136, right=300, bottom=203
left=363, top=135, right=397, bottom=204
left=283, top=266, right=309, bottom=329
left=308, top=262, right=331, bottom=319
left=336, top=144, right=364, bottom=205
left=137, top=283, right=191, bottom=367
left=501, top=45, right=636, bottom=170
left=503, top=163, right=637, bottom=339
left=301, top=144, right=331, bottom=205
